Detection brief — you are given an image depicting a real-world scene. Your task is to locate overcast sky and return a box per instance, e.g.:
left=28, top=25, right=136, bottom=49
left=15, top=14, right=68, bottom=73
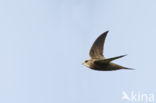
left=0, top=0, right=156, bottom=103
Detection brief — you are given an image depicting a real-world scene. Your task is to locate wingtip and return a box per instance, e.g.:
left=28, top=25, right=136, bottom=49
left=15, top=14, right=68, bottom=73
left=124, top=68, right=135, bottom=70
left=123, top=54, right=128, bottom=57
left=105, top=30, right=109, bottom=33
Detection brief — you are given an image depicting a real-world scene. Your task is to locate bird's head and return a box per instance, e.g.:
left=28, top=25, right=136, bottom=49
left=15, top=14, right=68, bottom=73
left=82, top=60, right=91, bottom=67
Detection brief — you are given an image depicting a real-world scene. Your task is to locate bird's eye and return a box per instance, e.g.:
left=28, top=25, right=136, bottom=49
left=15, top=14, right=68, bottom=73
left=85, top=60, right=88, bottom=63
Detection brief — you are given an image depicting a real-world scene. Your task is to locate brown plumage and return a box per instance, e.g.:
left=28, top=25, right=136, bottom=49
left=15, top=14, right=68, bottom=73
left=83, top=31, right=133, bottom=71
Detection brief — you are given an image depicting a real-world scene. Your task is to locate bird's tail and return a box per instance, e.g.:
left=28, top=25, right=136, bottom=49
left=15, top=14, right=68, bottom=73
left=104, top=54, right=127, bottom=63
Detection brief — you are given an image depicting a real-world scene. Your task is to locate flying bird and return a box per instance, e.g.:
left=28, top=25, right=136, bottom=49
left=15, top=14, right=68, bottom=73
left=83, top=31, right=132, bottom=71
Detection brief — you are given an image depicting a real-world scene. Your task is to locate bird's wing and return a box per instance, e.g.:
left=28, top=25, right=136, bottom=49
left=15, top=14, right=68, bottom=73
left=89, top=31, right=109, bottom=59
left=94, top=55, right=127, bottom=64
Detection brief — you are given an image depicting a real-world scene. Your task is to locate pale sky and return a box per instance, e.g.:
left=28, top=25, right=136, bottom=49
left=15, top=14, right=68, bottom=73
left=0, top=0, right=156, bottom=103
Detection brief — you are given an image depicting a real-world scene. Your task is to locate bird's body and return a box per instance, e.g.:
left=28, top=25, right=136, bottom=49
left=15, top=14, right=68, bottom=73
left=84, top=59, right=129, bottom=71
left=83, top=31, right=132, bottom=71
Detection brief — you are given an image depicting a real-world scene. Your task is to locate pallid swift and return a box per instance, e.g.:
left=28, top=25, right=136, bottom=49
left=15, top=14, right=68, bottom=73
left=83, top=31, right=133, bottom=71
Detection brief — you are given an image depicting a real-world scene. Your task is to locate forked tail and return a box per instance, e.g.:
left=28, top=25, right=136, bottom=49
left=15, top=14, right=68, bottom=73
left=104, top=54, right=127, bottom=63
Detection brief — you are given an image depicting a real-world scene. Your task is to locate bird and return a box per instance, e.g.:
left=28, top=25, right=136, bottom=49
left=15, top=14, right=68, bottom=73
left=82, top=31, right=133, bottom=71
